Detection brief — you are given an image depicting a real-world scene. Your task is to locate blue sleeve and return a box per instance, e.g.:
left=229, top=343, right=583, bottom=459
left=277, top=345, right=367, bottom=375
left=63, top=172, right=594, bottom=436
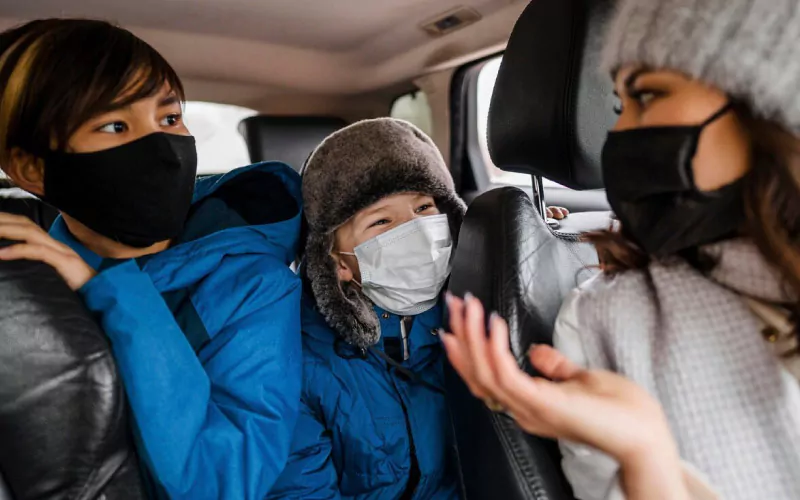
left=79, top=259, right=302, bottom=499
left=268, top=399, right=342, bottom=500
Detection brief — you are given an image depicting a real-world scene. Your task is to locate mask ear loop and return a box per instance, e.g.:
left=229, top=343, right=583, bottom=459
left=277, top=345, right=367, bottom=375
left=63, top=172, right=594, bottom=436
left=686, top=101, right=736, bottom=192
left=700, top=101, right=734, bottom=128
left=338, top=251, right=363, bottom=287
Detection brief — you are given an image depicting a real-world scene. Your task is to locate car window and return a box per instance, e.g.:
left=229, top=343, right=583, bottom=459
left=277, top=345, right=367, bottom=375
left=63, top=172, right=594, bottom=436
left=183, top=101, right=258, bottom=175
left=391, top=90, right=434, bottom=137
left=476, top=57, right=563, bottom=188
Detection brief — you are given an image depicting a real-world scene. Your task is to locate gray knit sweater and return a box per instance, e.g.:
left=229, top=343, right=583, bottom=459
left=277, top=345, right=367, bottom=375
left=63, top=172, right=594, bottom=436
left=554, top=239, right=800, bottom=500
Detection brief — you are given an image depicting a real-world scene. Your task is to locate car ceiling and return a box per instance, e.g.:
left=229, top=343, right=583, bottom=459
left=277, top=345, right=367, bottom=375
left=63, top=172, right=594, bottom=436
left=0, top=0, right=524, bottom=104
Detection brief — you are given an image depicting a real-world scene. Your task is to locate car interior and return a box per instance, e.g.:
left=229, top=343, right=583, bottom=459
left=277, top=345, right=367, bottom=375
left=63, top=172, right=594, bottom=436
left=0, top=0, right=617, bottom=498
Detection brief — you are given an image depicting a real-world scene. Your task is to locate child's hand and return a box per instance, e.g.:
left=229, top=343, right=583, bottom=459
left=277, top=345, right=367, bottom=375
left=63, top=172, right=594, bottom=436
left=546, top=206, right=569, bottom=220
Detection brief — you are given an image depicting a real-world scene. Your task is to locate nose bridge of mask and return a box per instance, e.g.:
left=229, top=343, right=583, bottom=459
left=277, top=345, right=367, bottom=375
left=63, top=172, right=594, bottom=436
left=157, top=133, right=193, bottom=168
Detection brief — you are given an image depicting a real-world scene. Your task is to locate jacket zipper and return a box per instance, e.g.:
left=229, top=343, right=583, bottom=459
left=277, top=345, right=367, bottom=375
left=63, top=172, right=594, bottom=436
left=389, top=366, right=421, bottom=499
left=400, top=317, right=411, bottom=361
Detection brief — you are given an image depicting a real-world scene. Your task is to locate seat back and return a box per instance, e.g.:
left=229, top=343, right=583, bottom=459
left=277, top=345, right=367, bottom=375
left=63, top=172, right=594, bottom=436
left=0, top=184, right=58, bottom=230
left=0, top=258, right=146, bottom=500
left=238, top=116, right=346, bottom=171
left=445, top=0, right=615, bottom=498
left=447, top=188, right=599, bottom=500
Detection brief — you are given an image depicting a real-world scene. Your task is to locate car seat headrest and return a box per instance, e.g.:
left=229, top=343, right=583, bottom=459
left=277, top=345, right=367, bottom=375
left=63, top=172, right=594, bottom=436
left=238, top=116, right=347, bottom=172
left=488, top=0, right=616, bottom=190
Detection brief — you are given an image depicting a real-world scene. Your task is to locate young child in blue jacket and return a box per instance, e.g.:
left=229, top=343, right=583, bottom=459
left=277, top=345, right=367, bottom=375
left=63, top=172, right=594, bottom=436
left=0, top=19, right=302, bottom=499
left=268, top=118, right=466, bottom=499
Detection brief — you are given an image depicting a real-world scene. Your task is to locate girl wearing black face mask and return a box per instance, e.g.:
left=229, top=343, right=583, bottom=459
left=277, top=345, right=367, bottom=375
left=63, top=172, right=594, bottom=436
left=443, top=0, right=800, bottom=499
left=0, top=19, right=304, bottom=499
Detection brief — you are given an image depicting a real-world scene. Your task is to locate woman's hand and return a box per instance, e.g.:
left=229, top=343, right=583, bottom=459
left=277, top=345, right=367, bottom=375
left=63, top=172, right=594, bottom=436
left=546, top=206, right=569, bottom=220
left=0, top=213, right=95, bottom=290
left=441, top=294, right=682, bottom=473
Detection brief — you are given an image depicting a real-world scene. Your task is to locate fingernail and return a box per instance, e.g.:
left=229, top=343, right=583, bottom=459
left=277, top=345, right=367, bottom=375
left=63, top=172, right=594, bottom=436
left=527, top=344, right=540, bottom=356
left=464, top=291, right=474, bottom=302
left=489, top=311, right=500, bottom=322
left=437, top=328, right=449, bottom=336
left=445, top=291, right=454, bottom=304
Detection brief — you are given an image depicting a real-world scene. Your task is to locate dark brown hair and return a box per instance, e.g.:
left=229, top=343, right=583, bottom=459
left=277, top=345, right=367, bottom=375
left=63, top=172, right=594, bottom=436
left=588, top=103, right=800, bottom=303
left=0, top=19, right=184, bottom=165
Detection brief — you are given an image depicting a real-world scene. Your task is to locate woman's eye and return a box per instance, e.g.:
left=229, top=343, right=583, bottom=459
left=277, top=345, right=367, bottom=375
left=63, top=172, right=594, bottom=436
left=415, top=204, right=433, bottom=213
left=161, top=113, right=182, bottom=127
left=97, top=122, right=127, bottom=134
left=631, top=90, right=658, bottom=108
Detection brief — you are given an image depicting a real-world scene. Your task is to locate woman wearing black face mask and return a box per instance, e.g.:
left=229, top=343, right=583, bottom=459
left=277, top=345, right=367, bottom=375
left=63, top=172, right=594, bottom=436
left=0, top=19, right=304, bottom=499
left=442, top=0, right=800, bottom=499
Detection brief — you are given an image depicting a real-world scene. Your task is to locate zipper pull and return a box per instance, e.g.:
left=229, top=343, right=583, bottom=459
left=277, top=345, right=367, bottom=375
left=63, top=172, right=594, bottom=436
left=400, top=317, right=410, bottom=361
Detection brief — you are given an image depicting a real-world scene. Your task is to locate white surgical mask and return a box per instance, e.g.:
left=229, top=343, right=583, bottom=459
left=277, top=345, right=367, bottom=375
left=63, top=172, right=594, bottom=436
left=341, top=214, right=453, bottom=316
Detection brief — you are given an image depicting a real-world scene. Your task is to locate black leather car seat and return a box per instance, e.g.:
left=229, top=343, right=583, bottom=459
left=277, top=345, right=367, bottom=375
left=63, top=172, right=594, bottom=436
left=238, top=116, right=346, bottom=171
left=0, top=182, right=58, bottom=230
left=445, top=0, right=616, bottom=499
left=0, top=257, right=146, bottom=500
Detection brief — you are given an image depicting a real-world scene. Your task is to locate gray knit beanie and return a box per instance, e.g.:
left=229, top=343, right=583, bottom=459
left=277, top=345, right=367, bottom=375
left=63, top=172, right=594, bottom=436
left=302, top=117, right=466, bottom=349
left=602, top=0, right=800, bottom=132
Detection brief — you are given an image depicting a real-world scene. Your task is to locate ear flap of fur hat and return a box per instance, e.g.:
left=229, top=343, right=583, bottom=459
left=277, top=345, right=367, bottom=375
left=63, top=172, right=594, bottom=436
left=303, top=117, right=467, bottom=348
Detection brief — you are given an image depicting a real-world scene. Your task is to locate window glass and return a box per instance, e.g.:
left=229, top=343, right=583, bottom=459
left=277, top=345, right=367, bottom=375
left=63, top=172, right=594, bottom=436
left=476, top=57, right=563, bottom=188
left=183, top=101, right=258, bottom=175
left=390, top=91, right=434, bottom=137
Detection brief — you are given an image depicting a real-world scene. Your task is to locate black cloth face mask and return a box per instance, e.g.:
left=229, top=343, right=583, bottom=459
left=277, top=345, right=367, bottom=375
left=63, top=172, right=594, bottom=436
left=43, top=132, right=198, bottom=248
left=602, top=103, right=745, bottom=258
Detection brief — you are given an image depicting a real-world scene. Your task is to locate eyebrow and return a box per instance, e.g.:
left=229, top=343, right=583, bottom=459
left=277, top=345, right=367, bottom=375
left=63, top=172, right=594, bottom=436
left=359, top=204, right=390, bottom=219
left=623, top=67, right=649, bottom=95
left=159, top=94, right=180, bottom=107
left=99, top=91, right=180, bottom=116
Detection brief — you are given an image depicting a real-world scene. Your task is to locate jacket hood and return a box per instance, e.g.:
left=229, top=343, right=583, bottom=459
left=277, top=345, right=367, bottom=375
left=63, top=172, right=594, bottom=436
left=52, top=161, right=303, bottom=292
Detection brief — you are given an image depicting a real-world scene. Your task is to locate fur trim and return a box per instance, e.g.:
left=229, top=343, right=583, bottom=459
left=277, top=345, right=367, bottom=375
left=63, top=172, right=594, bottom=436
left=303, top=118, right=466, bottom=348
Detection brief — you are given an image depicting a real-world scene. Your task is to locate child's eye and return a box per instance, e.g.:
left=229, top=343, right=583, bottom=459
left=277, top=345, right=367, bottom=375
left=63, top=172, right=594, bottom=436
left=369, top=219, right=390, bottom=228
left=160, top=113, right=182, bottom=127
left=415, top=204, right=433, bottom=213
left=97, top=122, right=127, bottom=134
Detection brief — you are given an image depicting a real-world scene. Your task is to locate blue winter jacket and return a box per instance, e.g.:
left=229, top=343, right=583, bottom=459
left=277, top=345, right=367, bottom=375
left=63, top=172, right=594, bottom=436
left=50, top=162, right=304, bottom=499
left=268, top=292, right=460, bottom=499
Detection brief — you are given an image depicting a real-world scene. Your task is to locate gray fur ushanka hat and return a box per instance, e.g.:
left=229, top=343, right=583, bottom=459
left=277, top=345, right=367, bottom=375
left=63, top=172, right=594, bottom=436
left=302, top=117, right=467, bottom=349
left=602, top=0, right=800, bottom=132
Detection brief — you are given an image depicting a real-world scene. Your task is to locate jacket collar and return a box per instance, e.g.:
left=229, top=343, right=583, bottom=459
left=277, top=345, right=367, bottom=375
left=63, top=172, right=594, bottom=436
left=304, top=293, right=444, bottom=357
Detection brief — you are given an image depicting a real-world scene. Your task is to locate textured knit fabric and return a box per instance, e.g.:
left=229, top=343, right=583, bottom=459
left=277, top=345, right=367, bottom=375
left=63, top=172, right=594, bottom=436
left=302, top=118, right=466, bottom=349
left=554, top=239, right=800, bottom=500
left=601, top=0, right=800, bottom=132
